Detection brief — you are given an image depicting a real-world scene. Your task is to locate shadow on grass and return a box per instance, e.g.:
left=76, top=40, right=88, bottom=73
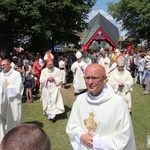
left=23, top=121, right=44, bottom=128
left=65, top=85, right=71, bottom=89
left=57, top=105, right=71, bottom=121
left=33, top=95, right=41, bottom=101
left=64, top=105, right=71, bottom=113
left=66, top=72, right=73, bottom=84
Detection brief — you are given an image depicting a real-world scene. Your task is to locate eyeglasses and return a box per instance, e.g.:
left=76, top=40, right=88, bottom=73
left=1, top=64, right=8, bottom=67
left=84, top=76, right=105, bottom=81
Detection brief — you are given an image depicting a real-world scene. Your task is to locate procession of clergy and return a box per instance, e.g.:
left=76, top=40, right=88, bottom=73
left=0, top=47, right=140, bottom=149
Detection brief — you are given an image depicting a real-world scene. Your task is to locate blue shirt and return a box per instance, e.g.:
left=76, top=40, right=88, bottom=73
left=0, top=66, right=2, bottom=72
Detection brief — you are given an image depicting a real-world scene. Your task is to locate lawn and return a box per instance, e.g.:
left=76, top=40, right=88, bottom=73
left=23, top=83, right=150, bottom=150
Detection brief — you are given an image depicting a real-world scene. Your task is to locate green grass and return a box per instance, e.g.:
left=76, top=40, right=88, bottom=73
left=131, top=84, right=150, bottom=150
left=23, top=83, right=150, bottom=150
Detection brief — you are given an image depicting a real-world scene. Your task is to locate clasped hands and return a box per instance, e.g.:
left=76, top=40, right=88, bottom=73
left=47, top=77, right=54, bottom=82
left=81, top=132, right=95, bottom=147
left=75, top=66, right=83, bottom=71
left=119, top=82, right=124, bottom=87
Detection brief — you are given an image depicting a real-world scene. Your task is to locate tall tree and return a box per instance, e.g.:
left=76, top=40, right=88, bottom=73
left=0, top=0, right=96, bottom=54
left=107, top=0, right=150, bottom=45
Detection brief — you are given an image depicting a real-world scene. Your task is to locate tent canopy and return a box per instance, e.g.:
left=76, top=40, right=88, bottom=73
left=81, top=13, right=119, bottom=50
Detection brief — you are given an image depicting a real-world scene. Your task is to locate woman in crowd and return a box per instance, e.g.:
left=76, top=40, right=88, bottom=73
left=23, top=65, right=35, bottom=102
left=33, top=56, right=44, bottom=93
left=143, top=54, right=150, bottom=94
left=137, top=53, right=145, bottom=85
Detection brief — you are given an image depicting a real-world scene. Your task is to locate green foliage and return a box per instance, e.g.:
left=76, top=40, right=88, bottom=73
left=107, top=0, right=150, bottom=41
left=0, top=0, right=97, bottom=53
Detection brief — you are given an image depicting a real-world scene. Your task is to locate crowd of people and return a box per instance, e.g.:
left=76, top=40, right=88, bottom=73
left=0, top=47, right=150, bottom=149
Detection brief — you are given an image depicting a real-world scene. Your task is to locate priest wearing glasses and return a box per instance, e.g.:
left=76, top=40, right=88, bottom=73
left=66, top=63, right=136, bottom=150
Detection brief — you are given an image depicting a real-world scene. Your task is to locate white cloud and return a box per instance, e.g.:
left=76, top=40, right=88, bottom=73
left=88, top=9, right=114, bottom=21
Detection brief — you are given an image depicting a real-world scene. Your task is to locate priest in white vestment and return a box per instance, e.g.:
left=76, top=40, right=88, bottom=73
left=66, top=63, right=136, bottom=150
left=81, top=51, right=92, bottom=66
left=71, top=51, right=87, bottom=95
left=40, top=58, right=65, bottom=122
left=58, top=56, right=67, bottom=90
left=98, top=49, right=111, bottom=75
left=108, top=56, right=133, bottom=113
left=108, top=49, right=123, bottom=76
left=0, top=59, right=23, bottom=141
left=0, top=81, right=7, bottom=142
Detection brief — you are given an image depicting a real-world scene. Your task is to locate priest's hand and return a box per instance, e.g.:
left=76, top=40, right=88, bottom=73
left=74, top=67, right=78, bottom=73
left=119, top=82, right=124, bottom=87
left=81, top=132, right=94, bottom=147
left=75, top=67, right=78, bottom=71
left=47, top=77, right=54, bottom=82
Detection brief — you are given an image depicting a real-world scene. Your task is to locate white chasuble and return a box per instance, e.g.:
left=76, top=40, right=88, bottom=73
left=40, top=67, right=65, bottom=115
left=0, top=68, right=23, bottom=136
left=0, top=82, right=8, bottom=142
left=108, top=69, right=133, bottom=112
left=71, top=61, right=87, bottom=90
left=66, top=84, right=136, bottom=150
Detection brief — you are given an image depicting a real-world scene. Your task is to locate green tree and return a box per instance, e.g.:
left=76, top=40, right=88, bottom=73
left=108, top=0, right=150, bottom=45
left=0, top=0, right=96, bottom=55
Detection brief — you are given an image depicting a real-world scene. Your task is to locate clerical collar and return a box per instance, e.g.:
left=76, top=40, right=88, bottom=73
left=117, top=70, right=125, bottom=75
left=3, top=68, right=13, bottom=76
left=88, top=84, right=108, bottom=100
left=47, top=67, right=54, bottom=73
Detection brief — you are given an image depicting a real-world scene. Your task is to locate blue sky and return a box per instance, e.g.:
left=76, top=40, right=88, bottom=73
left=92, top=0, right=119, bottom=11
left=88, top=0, right=125, bottom=37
